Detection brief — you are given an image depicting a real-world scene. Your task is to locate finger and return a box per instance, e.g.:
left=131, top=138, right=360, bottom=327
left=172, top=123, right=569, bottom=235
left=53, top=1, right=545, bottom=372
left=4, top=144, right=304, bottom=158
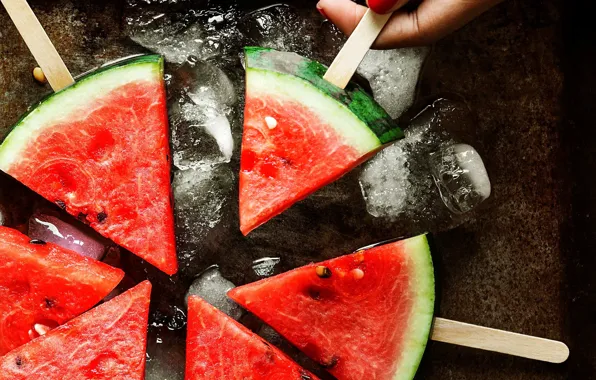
left=367, top=0, right=410, bottom=14
left=317, top=0, right=366, bottom=36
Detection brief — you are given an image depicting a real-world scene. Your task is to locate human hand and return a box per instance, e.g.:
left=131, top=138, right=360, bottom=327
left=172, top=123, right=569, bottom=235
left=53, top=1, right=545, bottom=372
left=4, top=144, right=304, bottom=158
left=316, top=0, right=504, bottom=48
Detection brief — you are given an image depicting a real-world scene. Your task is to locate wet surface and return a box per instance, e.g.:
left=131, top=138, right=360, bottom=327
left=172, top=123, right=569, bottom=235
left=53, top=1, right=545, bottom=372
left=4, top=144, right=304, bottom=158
left=0, top=0, right=593, bottom=379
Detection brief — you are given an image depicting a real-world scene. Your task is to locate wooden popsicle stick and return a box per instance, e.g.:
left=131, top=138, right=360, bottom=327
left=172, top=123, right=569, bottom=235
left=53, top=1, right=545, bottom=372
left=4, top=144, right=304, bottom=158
left=1, top=0, right=74, bottom=91
left=323, top=9, right=392, bottom=89
left=431, top=317, right=570, bottom=364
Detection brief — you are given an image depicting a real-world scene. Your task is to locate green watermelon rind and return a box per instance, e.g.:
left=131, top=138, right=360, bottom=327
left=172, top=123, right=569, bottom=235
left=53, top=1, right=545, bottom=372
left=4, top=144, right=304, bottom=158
left=245, top=47, right=404, bottom=145
left=0, top=55, right=164, bottom=171
left=394, top=234, right=435, bottom=380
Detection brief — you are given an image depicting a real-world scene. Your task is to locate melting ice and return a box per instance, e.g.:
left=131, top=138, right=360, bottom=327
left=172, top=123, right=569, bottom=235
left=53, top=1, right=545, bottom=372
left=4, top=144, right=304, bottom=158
left=28, top=211, right=111, bottom=260
left=185, top=265, right=243, bottom=320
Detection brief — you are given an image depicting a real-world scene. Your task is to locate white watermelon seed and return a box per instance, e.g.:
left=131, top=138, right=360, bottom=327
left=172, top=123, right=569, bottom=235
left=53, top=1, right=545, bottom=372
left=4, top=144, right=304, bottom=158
left=265, top=116, right=278, bottom=129
left=351, top=268, right=364, bottom=280
left=33, top=323, right=51, bottom=336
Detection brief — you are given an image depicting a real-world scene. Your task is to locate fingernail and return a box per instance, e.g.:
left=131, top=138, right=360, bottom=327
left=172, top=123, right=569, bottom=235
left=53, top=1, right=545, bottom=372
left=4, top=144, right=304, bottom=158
left=316, top=3, right=328, bottom=19
left=368, top=0, right=399, bottom=14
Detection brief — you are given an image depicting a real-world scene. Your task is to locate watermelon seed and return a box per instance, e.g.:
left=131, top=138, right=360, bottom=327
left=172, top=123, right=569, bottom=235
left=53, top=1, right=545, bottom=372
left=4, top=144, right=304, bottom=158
left=32, top=67, right=47, bottom=84
left=265, top=116, right=278, bottom=129
left=315, top=266, right=332, bottom=278
left=33, top=323, right=51, bottom=336
left=15, top=356, right=22, bottom=367
left=97, top=212, right=107, bottom=223
left=320, top=355, right=339, bottom=369
left=55, top=200, right=66, bottom=210
left=351, top=268, right=365, bottom=280
left=44, top=298, right=55, bottom=308
left=77, top=213, right=88, bottom=223
left=29, top=239, right=46, bottom=245
left=308, top=288, right=321, bottom=300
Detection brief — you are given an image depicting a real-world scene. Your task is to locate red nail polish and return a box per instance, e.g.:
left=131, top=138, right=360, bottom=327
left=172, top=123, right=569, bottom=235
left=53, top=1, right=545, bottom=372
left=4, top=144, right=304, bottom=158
left=317, top=5, right=328, bottom=19
left=368, top=0, right=398, bottom=14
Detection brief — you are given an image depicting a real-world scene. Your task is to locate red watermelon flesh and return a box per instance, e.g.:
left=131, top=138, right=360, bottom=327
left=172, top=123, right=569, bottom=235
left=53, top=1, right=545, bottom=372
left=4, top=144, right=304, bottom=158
left=0, top=281, right=151, bottom=380
left=0, top=56, right=177, bottom=275
left=0, top=226, right=124, bottom=355
left=186, top=295, right=319, bottom=380
left=229, top=235, right=435, bottom=380
left=241, top=94, right=367, bottom=235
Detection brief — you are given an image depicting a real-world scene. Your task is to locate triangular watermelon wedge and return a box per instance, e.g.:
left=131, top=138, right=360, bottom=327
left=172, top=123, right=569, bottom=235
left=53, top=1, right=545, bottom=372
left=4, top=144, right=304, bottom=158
left=186, top=295, right=319, bottom=380
left=240, top=47, right=404, bottom=234
left=0, top=226, right=124, bottom=355
left=229, top=235, right=435, bottom=380
left=0, top=55, right=178, bottom=275
left=0, top=281, right=151, bottom=380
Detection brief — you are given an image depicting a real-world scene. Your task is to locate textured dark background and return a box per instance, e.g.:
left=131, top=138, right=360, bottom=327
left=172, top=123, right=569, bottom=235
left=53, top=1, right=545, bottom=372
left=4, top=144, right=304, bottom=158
left=0, top=0, right=594, bottom=379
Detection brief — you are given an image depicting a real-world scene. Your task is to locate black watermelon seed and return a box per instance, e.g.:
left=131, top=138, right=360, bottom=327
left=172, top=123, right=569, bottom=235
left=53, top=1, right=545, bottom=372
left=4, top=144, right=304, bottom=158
left=15, top=356, right=22, bottom=366
left=308, top=288, right=321, bottom=300
left=320, top=356, right=339, bottom=369
left=97, top=212, right=107, bottom=223
left=55, top=200, right=66, bottom=210
left=29, top=239, right=46, bottom=245
left=45, top=298, right=55, bottom=308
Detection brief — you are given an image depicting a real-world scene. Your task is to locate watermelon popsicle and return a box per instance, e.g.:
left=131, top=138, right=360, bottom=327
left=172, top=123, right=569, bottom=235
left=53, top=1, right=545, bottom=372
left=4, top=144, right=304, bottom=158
left=0, top=0, right=178, bottom=275
left=240, top=47, right=404, bottom=234
left=229, top=234, right=570, bottom=380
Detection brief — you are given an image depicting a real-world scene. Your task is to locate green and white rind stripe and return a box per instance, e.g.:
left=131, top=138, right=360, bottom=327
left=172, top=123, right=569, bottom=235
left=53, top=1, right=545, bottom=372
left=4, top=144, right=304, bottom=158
left=394, top=234, right=435, bottom=380
left=0, top=55, right=164, bottom=172
left=247, top=68, right=382, bottom=155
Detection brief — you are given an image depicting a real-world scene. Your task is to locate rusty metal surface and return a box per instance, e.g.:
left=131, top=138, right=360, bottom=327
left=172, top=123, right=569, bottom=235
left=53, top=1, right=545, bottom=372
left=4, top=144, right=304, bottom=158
left=0, top=0, right=592, bottom=379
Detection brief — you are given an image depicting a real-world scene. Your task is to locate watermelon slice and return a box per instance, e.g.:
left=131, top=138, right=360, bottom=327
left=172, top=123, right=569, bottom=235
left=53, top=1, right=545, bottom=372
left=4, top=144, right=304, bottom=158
left=0, top=281, right=151, bottom=380
left=0, top=226, right=124, bottom=355
left=240, top=47, right=403, bottom=234
left=186, top=295, right=318, bottom=380
left=0, top=55, right=178, bottom=275
left=229, top=235, right=435, bottom=380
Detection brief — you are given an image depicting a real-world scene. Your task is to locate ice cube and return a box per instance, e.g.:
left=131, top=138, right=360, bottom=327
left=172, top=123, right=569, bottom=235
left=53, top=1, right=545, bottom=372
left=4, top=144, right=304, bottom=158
left=359, top=99, right=491, bottom=226
left=172, top=164, right=235, bottom=269
left=0, top=205, right=7, bottom=226
left=359, top=142, right=414, bottom=219
left=168, top=60, right=238, bottom=170
left=358, top=47, right=429, bottom=119
left=252, top=257, right=281, bottom=279
left=185, top=265, right=243, bottom=320
left=124, top=0, right=243, bottom=64
left=240, top=5, right=315, bottom=57
left=429, top=143, right=491, bottom=214
left=28, top=212, right=110, bottom=260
